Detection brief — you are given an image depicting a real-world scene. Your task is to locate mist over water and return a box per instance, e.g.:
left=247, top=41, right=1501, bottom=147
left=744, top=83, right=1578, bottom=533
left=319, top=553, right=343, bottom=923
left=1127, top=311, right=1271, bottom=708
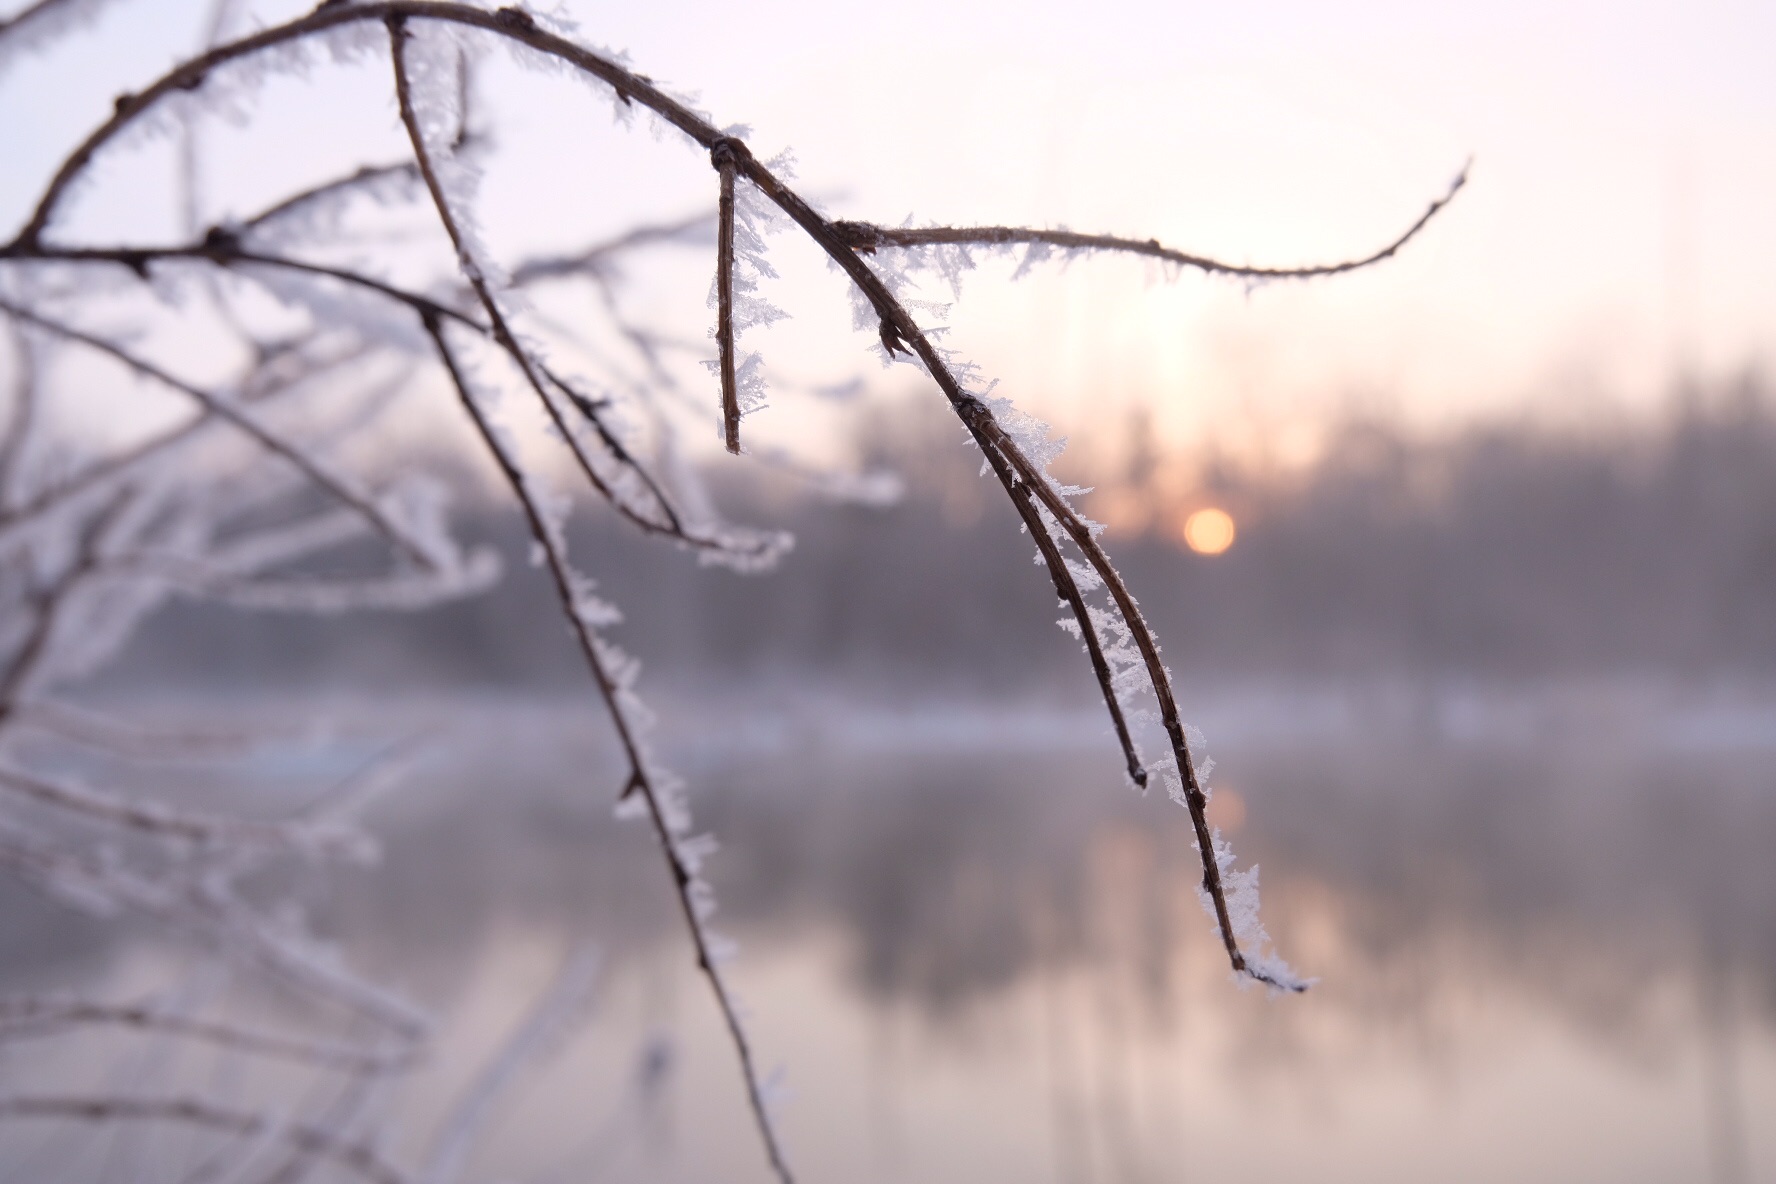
left=9, top=384, right=1776, bottom=1181
left=6, top=686, right=1772, bottom=1182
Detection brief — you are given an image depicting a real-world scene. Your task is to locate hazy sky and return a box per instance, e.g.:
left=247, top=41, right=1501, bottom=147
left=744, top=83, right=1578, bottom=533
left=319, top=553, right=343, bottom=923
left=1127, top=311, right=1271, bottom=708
left=3, top=0, right=1773, bottom=458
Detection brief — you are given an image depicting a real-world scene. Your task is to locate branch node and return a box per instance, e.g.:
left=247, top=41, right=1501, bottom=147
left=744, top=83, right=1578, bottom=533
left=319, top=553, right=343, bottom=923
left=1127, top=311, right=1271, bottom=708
left=709, top=136, right=749, bottom=173
left=201, top=225, right=239, bottom=256
left=878, top=318, right=909, bottom=358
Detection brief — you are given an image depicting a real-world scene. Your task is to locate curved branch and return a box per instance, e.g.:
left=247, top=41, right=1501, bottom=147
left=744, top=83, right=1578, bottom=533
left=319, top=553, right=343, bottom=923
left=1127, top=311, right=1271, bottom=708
left=11, top=2, right=725, bottom=249
left=829, top=164, right=1468, bottom=282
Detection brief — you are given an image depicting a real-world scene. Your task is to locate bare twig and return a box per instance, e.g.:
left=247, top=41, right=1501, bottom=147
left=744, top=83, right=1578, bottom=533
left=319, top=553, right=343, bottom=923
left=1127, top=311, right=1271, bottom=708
left=385, top=19, right=771, bottom=562
left=0, top=339, right=382, bottom=567
left=0, top=0, right=109, bottom=51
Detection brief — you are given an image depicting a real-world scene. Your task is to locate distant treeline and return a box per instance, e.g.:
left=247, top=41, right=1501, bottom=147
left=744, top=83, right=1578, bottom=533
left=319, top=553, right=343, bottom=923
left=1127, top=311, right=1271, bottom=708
left=115, top=375, right=1776, bottom=689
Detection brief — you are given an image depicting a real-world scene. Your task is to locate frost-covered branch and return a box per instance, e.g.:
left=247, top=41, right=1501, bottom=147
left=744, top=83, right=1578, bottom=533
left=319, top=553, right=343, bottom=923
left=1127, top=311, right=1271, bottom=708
left=0, top=2, right=1460, bottom=1176
left=713, top=137, right=743, bottom=453
left=424, top=312, right=794, bottom=1183
left=0, top=996, right=417, bottom=1073
left=829, top=164, right=1467, bottom=282
left=0, top=298, right=441, bottom=570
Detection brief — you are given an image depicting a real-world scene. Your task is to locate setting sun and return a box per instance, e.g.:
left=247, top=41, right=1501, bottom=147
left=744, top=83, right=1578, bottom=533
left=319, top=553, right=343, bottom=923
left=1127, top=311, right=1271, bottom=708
left=1182, top=507, right=1237, bottom=555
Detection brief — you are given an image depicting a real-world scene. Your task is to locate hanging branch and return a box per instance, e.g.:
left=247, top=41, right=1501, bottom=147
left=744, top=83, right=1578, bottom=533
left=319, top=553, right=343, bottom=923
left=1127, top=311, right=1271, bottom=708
left=422, top=314, right=794, bottom=1184
left=713, top=137, right=743, bottom=454
left=996, top=452, right=1146, bottom=788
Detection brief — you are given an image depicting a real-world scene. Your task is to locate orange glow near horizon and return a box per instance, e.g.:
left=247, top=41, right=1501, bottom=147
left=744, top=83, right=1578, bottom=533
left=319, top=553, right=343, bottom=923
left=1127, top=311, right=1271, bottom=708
left=1182, top=507, right=1237, bottom=555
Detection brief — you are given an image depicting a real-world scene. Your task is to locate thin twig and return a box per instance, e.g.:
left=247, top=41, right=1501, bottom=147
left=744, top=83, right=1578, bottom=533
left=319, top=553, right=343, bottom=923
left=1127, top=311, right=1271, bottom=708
left=0, top=1096, right=408, bottom=1184
left=713, top=137, right=742, bottom=454
left=0, top=819, right=427, bottom=1034
left=10, top=700, right=284, bottom=761
left=509, top=209, right=713, bottom=284
left=830, top=164, right=1468, bottom=282
left=242, top=162, right=421, bottom=234
left=0, top=998, right=416, bottom=1073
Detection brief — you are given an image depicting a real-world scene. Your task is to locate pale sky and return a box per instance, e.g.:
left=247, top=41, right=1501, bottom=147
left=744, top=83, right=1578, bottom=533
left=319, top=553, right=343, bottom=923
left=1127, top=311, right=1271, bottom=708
left=3, top=0, right=1773, bottom=461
